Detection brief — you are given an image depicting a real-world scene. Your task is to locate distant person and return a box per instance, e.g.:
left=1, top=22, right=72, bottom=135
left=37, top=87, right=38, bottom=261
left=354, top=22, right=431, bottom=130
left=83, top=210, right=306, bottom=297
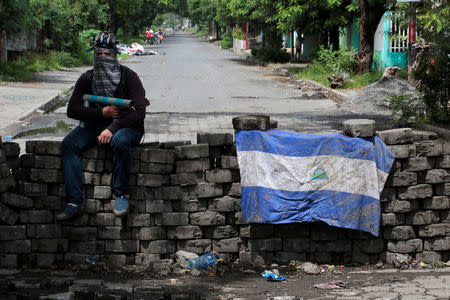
left=145, top=28, right=151, bottom=45
left=295, top=34, right=303, bottom=61
left=56, top=32, right=147, bottom=221
left=149, top=29, right=154, bottom=44
left=157, top=29, right=164, bottom=44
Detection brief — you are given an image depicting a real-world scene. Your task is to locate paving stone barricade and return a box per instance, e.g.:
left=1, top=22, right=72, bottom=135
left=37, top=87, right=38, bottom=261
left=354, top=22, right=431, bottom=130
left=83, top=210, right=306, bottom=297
left=0, top=123, right=449, bottom=269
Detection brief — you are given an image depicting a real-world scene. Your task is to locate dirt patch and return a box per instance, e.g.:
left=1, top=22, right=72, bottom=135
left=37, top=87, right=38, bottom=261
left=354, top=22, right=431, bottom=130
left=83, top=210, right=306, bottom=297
left=339, top=76, right=418, bottom=116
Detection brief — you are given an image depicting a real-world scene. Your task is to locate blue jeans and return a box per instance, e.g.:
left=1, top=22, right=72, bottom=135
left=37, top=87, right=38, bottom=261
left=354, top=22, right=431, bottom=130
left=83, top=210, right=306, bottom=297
left=61, top=126, right=142, bottom=205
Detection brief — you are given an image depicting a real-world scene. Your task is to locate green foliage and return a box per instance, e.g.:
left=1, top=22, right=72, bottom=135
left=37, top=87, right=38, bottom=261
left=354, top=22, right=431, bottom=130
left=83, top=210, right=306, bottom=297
left=0, top=42, right=92, bottom=82
left=0, top=0, right=33, bottom=34
left=251, top=47, right=290, bottom=63
left=340, top=71, right=382, bottom=89
left=196, top=29, right=209, bottom=38
left=428, top=261, right=446, bottom=269
left=316, top=45, right=357, bottom=74
left=293, top=63, right=383, bottom=89
left=0, top=59, right=31, bottom=81
left=412, top=7, right=449, bottom=124
left=219, top=32, right=233, bottom=49
left=188, top=0, right=216, bottom=27
left=232, top=27, right=245, bottom=40
left=295, top=63, right=331, bottom=86
left=388, top=95, right=426, bottom=126
left=270, top=0, right=355, bottom=34
left=412, top=45, right=449, bottom=124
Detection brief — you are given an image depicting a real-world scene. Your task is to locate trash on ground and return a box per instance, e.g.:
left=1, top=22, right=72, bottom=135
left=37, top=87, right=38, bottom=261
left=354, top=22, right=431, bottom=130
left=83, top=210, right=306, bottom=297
left=391, top=253, right=410, bottom=269
left=328, top=75, right=344, bottom=89
left=410, top=260, right=428, bottom=268
left=186, top=252, right=220, bottom=270
left=314, top=281, right=347, bottom=289
left=85, top=256, right=96, bottom=266
left=117, top=43, right=163, bottom=56
left=261, top=270, right=286, bottom=281
left=301, top=262, right=321, bottom=275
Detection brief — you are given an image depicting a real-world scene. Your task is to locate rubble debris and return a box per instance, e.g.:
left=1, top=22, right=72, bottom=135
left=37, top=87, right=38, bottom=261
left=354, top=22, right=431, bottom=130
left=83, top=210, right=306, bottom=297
left=340, top=76, right=418, bottom=115
left=175, top=250, right=198, bottom=269
left=301, top=262, right=321, bottom=275
left=328, top=75, right=344, bottom=89
left=382, top=67, right=400, bottom=77
left=117, top=43, right=164, bottom=56
left=314, top=281, right=347, bottom=290
left=390, top=253, right=410, bottom=269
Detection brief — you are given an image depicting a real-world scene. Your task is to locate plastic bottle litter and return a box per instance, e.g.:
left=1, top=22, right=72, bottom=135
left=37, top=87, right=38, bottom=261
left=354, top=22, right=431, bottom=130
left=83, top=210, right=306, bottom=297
left=261, top=270, right=286, bottom=281
left=85, top=256, right=97, bottom=266
left=5, top=136, right=13, bottom=142
left=186, top=253, right=219, bottom=270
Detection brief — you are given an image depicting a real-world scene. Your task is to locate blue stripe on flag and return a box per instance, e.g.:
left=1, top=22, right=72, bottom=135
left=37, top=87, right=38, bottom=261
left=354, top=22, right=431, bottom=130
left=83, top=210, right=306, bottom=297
left=236, top=131, right=379, bottom=161
left=241, top=186, right=380, bottom=236
left=364, top=136, right=395, bottom=173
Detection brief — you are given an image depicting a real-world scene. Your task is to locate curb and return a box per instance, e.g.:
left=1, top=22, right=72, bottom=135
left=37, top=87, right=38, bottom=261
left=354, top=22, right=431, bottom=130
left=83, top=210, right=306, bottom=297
left=303, top=79, right=351, bottom=101
left=19, top=85, right=74, bottom=122
left=267, top=63, right=351, bottom=102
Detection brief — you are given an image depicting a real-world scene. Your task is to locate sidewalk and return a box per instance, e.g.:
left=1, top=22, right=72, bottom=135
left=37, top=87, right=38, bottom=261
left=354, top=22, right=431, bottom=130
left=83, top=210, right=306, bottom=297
left=0, top=66, right=90, bottom=138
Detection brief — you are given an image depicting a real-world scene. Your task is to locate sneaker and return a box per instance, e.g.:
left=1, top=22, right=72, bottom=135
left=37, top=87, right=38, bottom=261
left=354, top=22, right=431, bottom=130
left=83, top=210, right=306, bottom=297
left=113, top=196, right=129, bottom=216
left=56, top=202, right=83, bottom=222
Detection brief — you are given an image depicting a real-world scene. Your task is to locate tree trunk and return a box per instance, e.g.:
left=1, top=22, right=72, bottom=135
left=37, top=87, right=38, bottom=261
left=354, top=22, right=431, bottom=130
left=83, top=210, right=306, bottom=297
left=108, top=0, right=118, bottom=34
left=216, top=22, right=220, bottom=40
left=356, top=0, right=372, bottom=73
left=355, top=0, right=385, bottom=73
left=0, top=31, right=7, bottom=64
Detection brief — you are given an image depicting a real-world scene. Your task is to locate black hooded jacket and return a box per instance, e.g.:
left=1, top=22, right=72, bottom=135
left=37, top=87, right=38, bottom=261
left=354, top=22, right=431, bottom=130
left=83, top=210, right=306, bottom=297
left=67, top=65, right=146, bottom=134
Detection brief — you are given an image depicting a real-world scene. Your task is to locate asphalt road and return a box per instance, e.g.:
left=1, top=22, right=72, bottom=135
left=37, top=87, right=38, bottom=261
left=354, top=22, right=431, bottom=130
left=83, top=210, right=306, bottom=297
left=136, top=32, right=336, bottom=114
left=6, top=32, right=394, bottom=146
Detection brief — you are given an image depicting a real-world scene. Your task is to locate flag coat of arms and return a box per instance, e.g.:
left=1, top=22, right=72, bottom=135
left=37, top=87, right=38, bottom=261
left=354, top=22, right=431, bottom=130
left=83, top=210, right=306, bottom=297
left=235, top=130, right=395, bottom=236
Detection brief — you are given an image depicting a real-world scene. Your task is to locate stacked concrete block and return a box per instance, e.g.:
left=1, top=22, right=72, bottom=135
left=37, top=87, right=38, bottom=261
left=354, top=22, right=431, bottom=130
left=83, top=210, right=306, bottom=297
left=0, top=137, right=19, bottom=228
left=0, top=122, right=449, bottom=268
left=378, top=128, right=450, bottom=264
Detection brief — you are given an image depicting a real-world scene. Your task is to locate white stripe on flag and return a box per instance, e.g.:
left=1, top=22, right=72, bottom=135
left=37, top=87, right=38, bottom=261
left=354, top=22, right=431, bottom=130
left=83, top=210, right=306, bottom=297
left=237, top=151, right=387, bottom=200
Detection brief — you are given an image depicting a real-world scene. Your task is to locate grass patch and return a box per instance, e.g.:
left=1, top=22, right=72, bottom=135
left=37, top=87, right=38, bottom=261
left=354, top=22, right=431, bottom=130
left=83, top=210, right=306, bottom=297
left=341, top=71, right=383, bottom=89
left=117, top=53, right=130, bottom=60
left=0, top=50, right=92, bottom=82
left=293, top=63, right=385, bottom=89
left=295, top=64, right=331, bottom=86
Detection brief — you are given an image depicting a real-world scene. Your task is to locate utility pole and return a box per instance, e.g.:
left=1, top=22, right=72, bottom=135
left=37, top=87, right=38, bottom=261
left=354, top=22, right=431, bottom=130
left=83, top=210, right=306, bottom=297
left=408, top=1, right=417, bottom=76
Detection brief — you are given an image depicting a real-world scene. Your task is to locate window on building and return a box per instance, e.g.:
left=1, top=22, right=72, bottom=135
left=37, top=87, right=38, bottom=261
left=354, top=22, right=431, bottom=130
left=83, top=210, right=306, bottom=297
left=389, top=16, right=408, bottom=52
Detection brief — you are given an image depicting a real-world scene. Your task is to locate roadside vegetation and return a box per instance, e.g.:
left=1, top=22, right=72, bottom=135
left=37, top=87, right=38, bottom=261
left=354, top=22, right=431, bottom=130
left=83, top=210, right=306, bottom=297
left=288, top=46, right=408, bottom=89
left=1, top=0, right=447, bottom=125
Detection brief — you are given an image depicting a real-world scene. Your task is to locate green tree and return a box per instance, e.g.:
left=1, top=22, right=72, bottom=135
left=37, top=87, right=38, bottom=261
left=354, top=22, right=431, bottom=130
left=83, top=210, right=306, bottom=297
left=0, top=0, right=33, bottom=35
left=271, top=0, right=354, bottom=49
left=227, top=0, right=281, bottom=47
left=31, top=0, right=107, bottom=52
left=411, top=0, right=449, bottom=122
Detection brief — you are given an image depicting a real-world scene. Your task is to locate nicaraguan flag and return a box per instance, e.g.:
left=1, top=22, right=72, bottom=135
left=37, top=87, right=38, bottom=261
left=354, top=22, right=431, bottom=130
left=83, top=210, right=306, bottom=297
left=235, top=130, right=395, bottom=236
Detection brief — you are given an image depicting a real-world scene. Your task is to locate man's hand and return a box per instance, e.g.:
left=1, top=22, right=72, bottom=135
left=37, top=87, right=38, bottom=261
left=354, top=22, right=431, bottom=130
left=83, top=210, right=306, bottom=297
left=98, top=129, right=113, bottom=144
left=102, top=106, right=119, bottom=118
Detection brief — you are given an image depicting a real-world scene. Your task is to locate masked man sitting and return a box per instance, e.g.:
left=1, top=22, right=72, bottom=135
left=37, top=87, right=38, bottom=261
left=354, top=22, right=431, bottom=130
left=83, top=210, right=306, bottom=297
left=56, top=32, right=147, bottom=221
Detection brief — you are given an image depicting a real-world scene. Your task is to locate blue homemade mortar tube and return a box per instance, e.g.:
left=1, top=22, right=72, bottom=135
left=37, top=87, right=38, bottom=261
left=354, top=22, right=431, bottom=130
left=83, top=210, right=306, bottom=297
left=80, top=95, right=135, bottom=128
